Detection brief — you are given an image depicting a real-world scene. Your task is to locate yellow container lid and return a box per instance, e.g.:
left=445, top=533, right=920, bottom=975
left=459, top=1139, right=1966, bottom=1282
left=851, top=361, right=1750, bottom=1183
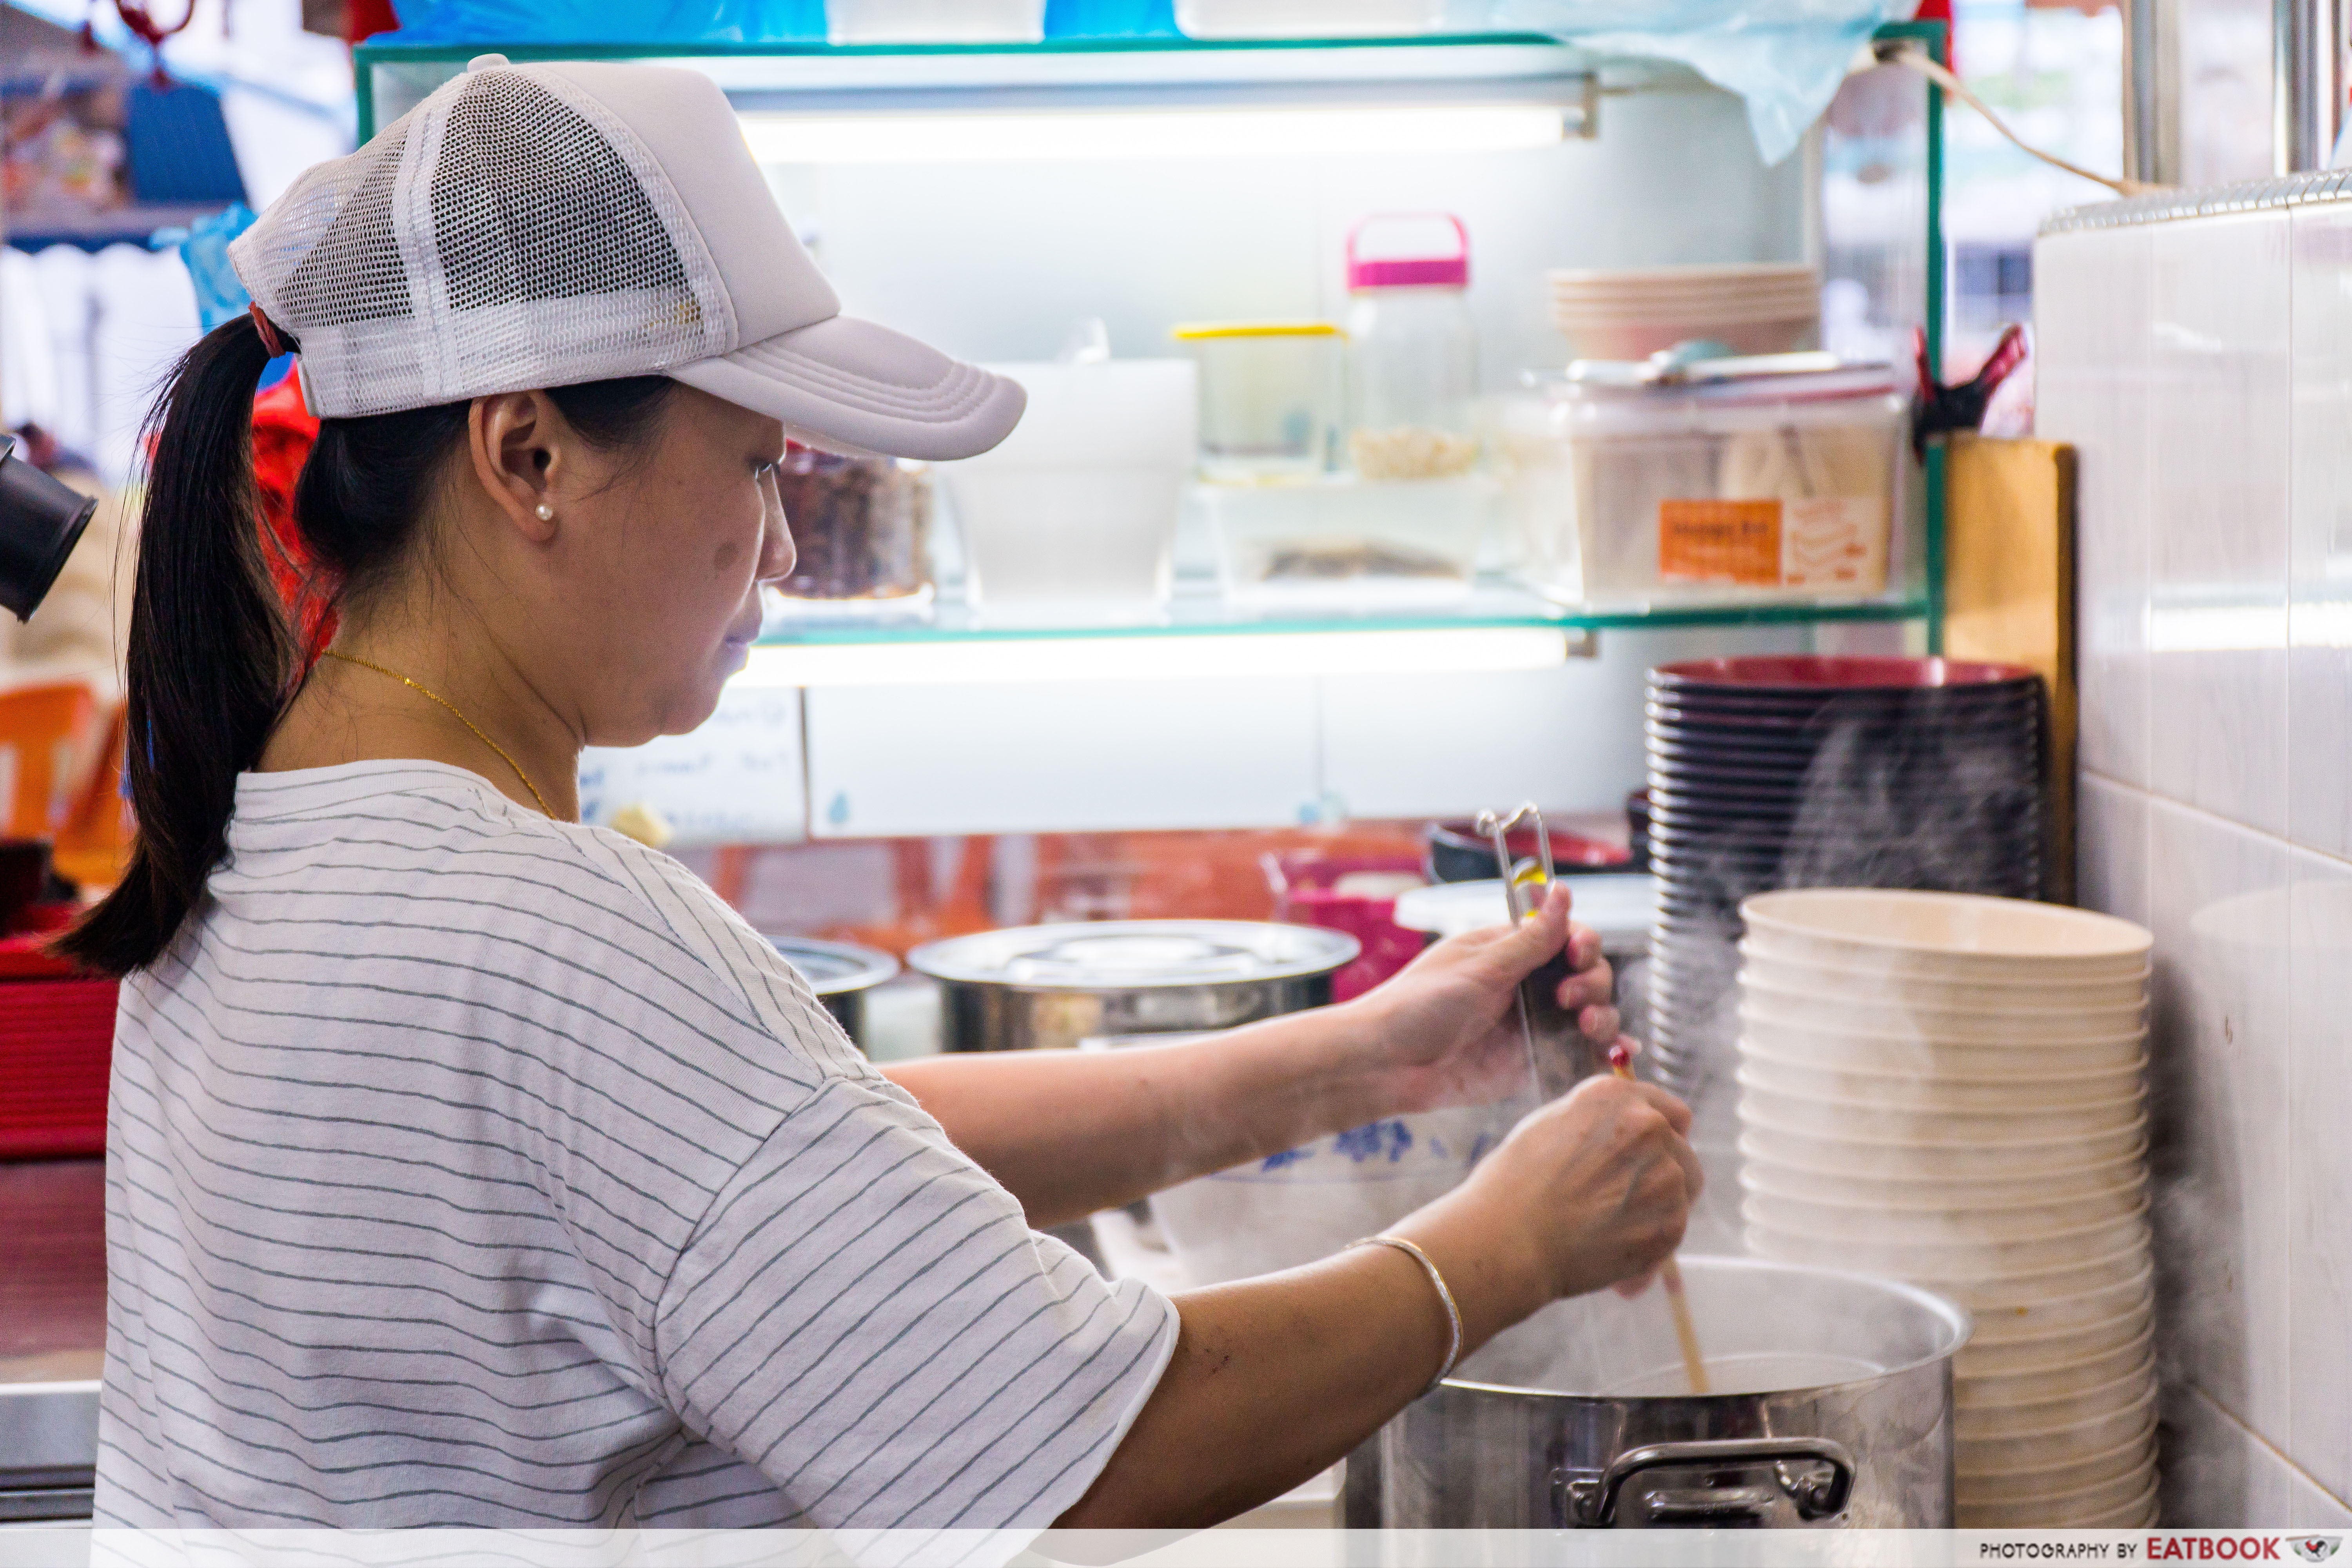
left=1170, top=321, right=1345, bottom=341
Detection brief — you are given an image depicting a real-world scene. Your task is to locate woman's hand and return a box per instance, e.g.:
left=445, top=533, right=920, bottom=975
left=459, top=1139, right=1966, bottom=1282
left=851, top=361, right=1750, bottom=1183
left=1392, top=1071, right=1702, bottom=1320
left=1348, top=882, right=1622, bottom=1113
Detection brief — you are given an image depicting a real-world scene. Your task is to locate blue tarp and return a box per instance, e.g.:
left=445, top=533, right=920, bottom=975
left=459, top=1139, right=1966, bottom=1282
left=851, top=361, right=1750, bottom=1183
left=377, top=0, right=1178, bottom=43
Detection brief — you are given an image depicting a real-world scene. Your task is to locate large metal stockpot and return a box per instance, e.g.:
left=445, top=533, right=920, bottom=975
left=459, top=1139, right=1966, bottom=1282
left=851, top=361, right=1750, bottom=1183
left=907, top=920, right=1359, bottom=1053
left=1347, top=1256, right=1967, bottom=1530
left=766, top=935, right=899, bottom=1050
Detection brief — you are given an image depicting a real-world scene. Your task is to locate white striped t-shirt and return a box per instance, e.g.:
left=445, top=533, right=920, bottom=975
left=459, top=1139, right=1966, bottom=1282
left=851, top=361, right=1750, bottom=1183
left=96, top=760, right=1177, bottom=1544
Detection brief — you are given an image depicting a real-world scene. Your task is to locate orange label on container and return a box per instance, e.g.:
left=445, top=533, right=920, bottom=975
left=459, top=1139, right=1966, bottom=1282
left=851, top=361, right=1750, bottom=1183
left=1659, top=499, right=1783, bottom=585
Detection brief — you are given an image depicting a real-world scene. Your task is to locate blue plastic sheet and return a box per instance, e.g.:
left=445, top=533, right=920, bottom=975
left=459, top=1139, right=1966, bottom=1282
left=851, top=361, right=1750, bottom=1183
left=380, top=0, right=824, bottom=44
left=152, top=203, right=293, bottom=387
left=150, top=202, right=256, bottom=332
left=1494, top=0, right=1898, bottom=164
left=379, top=0, right=1174, bottom=42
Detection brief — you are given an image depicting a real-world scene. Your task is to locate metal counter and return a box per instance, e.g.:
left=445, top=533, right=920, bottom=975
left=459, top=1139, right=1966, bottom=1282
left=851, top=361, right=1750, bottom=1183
left=0, top=1160, right=103, bottom=1521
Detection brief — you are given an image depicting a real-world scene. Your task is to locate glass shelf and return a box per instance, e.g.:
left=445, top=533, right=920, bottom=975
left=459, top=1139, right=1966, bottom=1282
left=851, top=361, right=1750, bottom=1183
left=756, top=578, right=1933, bottom=647
left=355, top=31, right=1607, bottom=136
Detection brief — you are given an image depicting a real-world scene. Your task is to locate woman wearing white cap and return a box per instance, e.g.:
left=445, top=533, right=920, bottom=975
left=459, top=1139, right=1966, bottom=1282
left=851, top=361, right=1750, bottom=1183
left=64, top=57, right=1698, bottom=1541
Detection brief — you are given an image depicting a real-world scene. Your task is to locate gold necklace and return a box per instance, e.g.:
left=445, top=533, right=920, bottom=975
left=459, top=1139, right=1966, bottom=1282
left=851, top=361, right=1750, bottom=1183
left=320, top=650, right=555, bottom=818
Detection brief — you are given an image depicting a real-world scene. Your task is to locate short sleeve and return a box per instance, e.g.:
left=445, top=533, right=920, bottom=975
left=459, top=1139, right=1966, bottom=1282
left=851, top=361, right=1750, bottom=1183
left=652, top=1071, right=1179, bottom=1541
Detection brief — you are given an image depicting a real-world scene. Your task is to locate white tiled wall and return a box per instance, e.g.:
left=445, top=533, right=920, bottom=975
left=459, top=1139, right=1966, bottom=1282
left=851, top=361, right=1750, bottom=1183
left=2039, top=199, right=2352, bottom=1525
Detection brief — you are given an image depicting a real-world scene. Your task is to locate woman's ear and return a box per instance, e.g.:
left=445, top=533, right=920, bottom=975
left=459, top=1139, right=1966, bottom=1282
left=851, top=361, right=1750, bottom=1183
left=469, top=391, right=564, bottom=542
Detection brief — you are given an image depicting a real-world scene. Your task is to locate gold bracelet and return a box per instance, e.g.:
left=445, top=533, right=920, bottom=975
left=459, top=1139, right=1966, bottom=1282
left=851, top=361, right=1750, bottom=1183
left=1356, top=1234, right=1463, bottom=1396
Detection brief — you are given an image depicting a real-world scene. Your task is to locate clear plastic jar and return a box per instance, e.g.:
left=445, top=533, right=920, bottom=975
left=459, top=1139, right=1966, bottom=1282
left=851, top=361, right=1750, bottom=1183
left=1346, top=214, right=1479, bottom=481
left=1174, top=322, right=1346, bottom=483
left=772, top=448, right=933, bottom=606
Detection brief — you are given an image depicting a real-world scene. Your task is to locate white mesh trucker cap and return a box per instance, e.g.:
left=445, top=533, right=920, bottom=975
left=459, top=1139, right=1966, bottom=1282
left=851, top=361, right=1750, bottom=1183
left=227, top=54, right=1025, bottom=460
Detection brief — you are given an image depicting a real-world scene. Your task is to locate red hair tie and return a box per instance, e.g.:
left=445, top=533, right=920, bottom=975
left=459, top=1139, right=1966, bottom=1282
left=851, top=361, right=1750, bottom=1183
left=248, top=303, right=290, bottom=360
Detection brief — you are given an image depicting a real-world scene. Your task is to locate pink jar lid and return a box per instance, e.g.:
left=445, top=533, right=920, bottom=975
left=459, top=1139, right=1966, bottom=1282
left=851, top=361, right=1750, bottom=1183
left=1347, top=213, right=1469, bottom=291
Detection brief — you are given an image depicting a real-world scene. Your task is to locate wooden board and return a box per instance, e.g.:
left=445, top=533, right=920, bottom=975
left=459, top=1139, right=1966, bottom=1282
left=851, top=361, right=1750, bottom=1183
left=1943, top=434, right=2079, bottom=904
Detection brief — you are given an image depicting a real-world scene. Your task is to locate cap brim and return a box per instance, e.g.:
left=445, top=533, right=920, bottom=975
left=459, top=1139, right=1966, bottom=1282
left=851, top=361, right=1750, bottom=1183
left=668, top=314, right=1025, bottom=461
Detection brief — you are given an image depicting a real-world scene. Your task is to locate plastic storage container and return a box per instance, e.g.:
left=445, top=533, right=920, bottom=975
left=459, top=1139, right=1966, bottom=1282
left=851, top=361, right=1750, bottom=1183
left=1175, top=0, right=1444, bottom=38
left=771, top=450, right=934, bottom=610
left=1174, top=322, right=1345, bottom=483
left=828, top=0, right=1045, bottom=42
left=1499, top=357, right=1907, bottom=604
left=1201, top=474, right=1496, bottom=608
left=1346, top=213, right=1479, bottom=481
left=939, top=358, right=1196, bottom=623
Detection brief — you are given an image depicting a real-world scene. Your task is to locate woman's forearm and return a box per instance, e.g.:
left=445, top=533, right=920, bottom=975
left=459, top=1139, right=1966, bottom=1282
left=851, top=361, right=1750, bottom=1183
left=1055, top=1074, right=1700, bottom=1529
left=1054, top=1196, right=1545, bottom=1528
left=883, top=1006, right=1396, bottom=1228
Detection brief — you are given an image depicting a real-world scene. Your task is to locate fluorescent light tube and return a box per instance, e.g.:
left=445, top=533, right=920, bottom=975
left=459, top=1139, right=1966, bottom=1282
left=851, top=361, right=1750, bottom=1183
left=737, top=626, right=1570, bottom=687
left=739, top=102, right=1569, bottom=163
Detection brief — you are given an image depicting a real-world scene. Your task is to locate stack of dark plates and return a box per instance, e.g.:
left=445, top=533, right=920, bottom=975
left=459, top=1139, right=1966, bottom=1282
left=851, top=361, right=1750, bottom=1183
left=1645, top=655, right=2046, bottom=1100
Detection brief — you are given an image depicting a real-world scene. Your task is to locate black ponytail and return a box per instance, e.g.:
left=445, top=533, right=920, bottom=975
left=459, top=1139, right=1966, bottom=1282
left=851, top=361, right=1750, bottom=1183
left=56, top=318, right=675, bottom=976
left=58, top=316, right=290, bottom=975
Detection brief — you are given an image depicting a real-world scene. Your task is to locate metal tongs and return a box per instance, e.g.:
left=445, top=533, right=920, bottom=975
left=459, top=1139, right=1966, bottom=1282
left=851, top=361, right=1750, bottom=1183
left=1472, top=802, right=1554, bottom=1094
left=1474, top=801, right=1712, bottom=1396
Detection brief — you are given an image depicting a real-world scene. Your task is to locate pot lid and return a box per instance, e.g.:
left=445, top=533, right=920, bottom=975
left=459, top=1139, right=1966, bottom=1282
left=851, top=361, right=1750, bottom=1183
left=1531, top=352, right=1899, bottom=407
left=766, top=935, right=900, bottom=996
left=907, top=920, right=1359, bottom=990
left=1393, top=873, right=1656, bottom=951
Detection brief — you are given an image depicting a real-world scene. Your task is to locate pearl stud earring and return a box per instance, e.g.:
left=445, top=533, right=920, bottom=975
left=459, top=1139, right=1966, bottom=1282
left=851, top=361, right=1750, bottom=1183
left=535, top=503, right=554, bottom=521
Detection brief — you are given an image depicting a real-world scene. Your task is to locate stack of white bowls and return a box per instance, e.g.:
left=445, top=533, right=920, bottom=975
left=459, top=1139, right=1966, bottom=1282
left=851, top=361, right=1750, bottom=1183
left=1732, top=889, right=2157, bottom=1528
left=1547, top=263, right=1821, bottom=361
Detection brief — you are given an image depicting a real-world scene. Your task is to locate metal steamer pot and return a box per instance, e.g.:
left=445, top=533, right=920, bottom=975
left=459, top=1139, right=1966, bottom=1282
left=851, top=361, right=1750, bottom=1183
left=1346, top=1256, right=1967, bottom=1530
left=765, top=936, right=899, bottom=1049
left=906, top=920, right=1360, bottom=1052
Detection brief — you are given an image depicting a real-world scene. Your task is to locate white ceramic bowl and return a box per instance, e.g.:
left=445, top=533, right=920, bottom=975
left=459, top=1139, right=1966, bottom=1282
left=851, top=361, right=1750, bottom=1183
left=1739, top=1175, right=2149, bottom=1233
left=2068, top=1478, right=2162, bottom=1529
left=1958, top=1458, right=2158, bottom=1526
left=1737, top=942, right=2151, bottom=1011
left=1741, top=889, right=2154, bottom=978
left=1960, top=1302, right=2155, bottom=1374
left=1740, top=981, right=2148, bottom=1045
left=1957, top=1328, right=2155, bottom=1408
left=1739, top=1112, right=2151, bottom=1179
left=1746, top=1233, right=2152, bottom=1307
left=1736, top=1044, right=2145, bottom=1112
left=1742, top=1201, right=2149, bottom=1273
left=1736, top=1019, right=2150, bottom=1077
left=1961, top=1265, right=2155, bottom=1336
left=1953, top=1356, right=2155, bottom=1439
left=1960, top=1425, right=2157, bottom=1496
left=1954, top=1390, right=2158, bottom=1472
left=1738, top=1145, right=2148, bottom=1208
left=1738, top=1079, right=2148, bottom=1144
left=1933, top=1249, right=2156, bottom=1309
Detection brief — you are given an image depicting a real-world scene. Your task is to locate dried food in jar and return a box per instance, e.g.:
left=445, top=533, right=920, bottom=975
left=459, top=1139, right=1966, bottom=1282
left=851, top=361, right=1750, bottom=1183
left=773, top=448, right=933, bottom=602
left=1350, top=426, right=1479, bottom=481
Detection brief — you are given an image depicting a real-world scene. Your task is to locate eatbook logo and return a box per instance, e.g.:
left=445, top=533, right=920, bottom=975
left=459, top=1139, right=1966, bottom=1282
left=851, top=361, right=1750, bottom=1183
left=2293, top=1538, right=2342, bottom=1563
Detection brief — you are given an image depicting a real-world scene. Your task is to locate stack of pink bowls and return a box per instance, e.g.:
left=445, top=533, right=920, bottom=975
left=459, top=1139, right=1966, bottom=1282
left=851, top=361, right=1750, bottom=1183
left=1733, top=888, right=2157, bottom=1528
left=1548, top=263, right=1821, bottom=360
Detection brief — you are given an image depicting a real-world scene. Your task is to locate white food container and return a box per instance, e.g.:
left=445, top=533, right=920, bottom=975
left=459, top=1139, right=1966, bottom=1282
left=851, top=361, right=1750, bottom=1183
left=940, top=359, right=1196, bottom=623
left=1499, top=356, right=1908, bottom=604
left=1175, top=0, right=1444, bottom=38
left=1201, top=473, right=1497, bottom=609
left=828, top=0, right=1045, bottom=42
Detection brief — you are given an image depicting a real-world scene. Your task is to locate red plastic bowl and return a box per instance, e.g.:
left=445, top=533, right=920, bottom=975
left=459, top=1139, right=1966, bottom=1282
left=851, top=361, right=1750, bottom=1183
left=1652, top=655, right=2039, bottom=691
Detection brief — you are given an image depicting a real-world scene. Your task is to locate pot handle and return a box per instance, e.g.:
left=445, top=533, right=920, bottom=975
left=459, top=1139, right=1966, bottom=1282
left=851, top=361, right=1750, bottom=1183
left=1559, top=1436, right=1858, bottom=1527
